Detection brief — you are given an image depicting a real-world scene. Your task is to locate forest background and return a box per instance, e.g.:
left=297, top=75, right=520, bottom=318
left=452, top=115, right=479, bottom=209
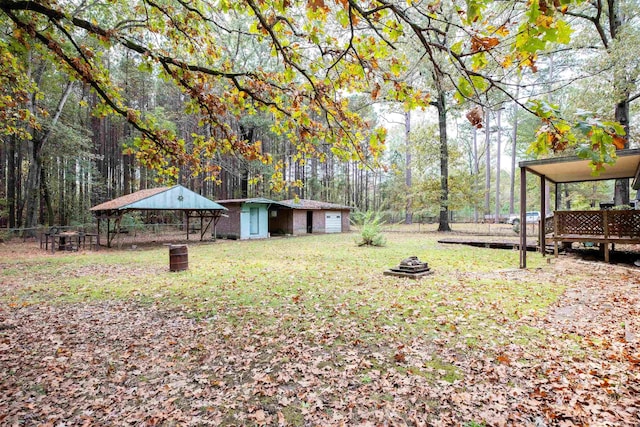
left=0, top=0, right=638, bottom=233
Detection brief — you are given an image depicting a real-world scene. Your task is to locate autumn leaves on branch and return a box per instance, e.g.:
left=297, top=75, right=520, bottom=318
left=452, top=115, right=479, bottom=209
left=0, top=0, right=627, bottom=184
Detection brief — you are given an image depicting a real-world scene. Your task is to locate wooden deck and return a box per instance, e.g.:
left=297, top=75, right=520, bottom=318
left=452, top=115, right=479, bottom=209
left=437, top=238, right=538, bottom=251
left=545, top=210, right=640, bottom=262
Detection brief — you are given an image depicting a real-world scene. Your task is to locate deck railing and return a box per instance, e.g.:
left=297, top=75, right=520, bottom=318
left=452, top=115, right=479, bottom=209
left=544, top=209, right=640, bottom=262
left=548, top=210, right=640, bottom=238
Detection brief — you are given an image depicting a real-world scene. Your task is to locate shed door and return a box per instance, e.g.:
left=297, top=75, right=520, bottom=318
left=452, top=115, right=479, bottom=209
left=306, top=211, right=313, bottom=234
left=325, top=211, right=342, bottom=233
left=249, top=208, right=259, bottom=235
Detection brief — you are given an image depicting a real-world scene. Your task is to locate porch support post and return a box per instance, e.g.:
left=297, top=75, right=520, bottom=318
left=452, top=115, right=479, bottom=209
left=540, top=174, right=547, bottom=256
left=603, top=210, right=610, bottom=262
left=520, top=166, right=527, bottom=268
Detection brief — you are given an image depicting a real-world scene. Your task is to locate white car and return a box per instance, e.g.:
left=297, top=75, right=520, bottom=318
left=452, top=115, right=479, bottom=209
left=508, top=211, right=541, bottom=225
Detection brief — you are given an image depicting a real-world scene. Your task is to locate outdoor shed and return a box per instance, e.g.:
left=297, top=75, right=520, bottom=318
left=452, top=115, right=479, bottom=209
left=90, top=185, right=227, bottom=246
left=518, top=148, right=640, bottom=267
left=215, top=198, right=289, bottom=240
left=270, top=199, right=352, bottom=235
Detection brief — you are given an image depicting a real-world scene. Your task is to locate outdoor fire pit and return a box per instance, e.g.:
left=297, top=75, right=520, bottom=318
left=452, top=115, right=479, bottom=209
left=384, top=256, right=432, bottom=279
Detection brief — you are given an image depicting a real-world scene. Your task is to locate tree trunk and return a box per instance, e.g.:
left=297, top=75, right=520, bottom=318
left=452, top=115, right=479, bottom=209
left=58, top=158, right=66, bottom=225
left=594, top=0, right=630, bottom=206
left=0, top=136, right=5, bottom=200
left=40, top=161, right=54, bottom=226
left=495, top=108, right=502, bottom=224
left=311, top=157, right=318, bottom=200
left=24, top=137, right=44, bottom=233
left=7, top=136, right=17, bottom=228
left=484, top=110, right=491, bottom=218
left=365, top=168, right=369, bottom=211
left=239, top=124, right=253, bottom=198
left=436, top=89, right=451, bottom=232
left=509, top=92, right=519, bottom=215
left=140, top=166, right=148, bottom=190
left=345, top=161, right=350, bottom=205
left=123, top=150, right=132, bottom=195
left=472, top=127, right=479, bottom=222
left=614, top=98, right=630, bottom=205
left=405, top=110, right=412, bottom=224
left=15, top=140, right=23, bottom=228
left=24, top=81, right=73, bottom=233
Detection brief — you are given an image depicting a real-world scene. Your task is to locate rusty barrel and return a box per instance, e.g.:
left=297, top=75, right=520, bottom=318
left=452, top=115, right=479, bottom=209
left=169, top=244, right=188, bottom=272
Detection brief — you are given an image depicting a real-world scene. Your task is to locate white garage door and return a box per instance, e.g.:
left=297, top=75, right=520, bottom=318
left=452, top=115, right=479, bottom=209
left=325, top=211, right=342, bottom=233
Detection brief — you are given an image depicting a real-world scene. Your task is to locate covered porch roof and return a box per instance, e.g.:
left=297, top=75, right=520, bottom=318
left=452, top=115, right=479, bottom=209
left=520, top=148, right=640, bottom=187
left=518, top=148, right=640, bottom=268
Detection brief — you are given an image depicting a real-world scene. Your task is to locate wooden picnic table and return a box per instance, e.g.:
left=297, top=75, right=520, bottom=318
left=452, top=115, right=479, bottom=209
left=42, top=230, right=100, bottom=253
left=51, top=231, right=79, bottom=253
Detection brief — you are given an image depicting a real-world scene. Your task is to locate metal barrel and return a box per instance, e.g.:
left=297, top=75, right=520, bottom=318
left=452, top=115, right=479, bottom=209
left=169, top=244, right=188, bottom=272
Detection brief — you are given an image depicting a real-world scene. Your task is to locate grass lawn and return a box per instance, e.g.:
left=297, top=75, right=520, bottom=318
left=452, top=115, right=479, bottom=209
left=1, top=230, right=638, bottom=425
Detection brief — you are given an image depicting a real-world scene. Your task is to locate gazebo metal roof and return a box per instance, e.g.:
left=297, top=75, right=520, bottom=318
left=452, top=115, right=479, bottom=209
left=90, top=185, right=227, bottom=212
left=90, top=185, right=227, bottom=246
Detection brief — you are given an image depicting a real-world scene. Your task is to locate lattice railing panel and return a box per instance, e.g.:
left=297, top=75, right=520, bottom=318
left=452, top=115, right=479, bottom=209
left=544, top=216, right=554, bottom=235
left=552, top=210, right=640, bottom=237
left=608, top=210, right=640, bottom=237
left=556, top=211, right=604, bottom=235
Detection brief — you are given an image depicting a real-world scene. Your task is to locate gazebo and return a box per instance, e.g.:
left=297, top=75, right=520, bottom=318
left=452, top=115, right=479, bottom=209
left=90, top=185, right=227, bottom=247
left=518, top=148, right=640, bottom=267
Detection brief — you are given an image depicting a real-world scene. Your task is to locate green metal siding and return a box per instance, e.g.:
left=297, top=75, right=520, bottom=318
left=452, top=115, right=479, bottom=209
left=240, top=203, right=269, bottom=239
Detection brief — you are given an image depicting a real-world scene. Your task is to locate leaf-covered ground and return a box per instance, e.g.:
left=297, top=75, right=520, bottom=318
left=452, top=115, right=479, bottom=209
left=0, top=232, right=638, bottom=426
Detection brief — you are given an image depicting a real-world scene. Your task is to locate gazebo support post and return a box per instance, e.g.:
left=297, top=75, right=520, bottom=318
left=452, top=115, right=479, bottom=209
left=185, top=211, right=190, bottom=241
left=200, top=211, right=212, bottom=240
left=115, top=214, right=123, bottom=249
left=97, top=217, right=101, bottom=248
left=107, top=217, right=111, bottom=248
left=213, top=214, right=221, bottom=241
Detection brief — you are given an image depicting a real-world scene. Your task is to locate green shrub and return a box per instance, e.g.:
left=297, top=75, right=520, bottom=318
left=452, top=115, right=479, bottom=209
left=612, top=204, right=632, bottom=210
left=353, top=211, right=386, bottom=247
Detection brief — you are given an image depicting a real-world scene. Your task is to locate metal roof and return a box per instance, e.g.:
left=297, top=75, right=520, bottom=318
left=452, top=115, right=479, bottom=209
left=280, top=199, right=353, bottom=210
left=215, top=197, right=293, bottom=209
left=216, top=197, right=280, bottom=205
left=90, top=185, right=227, bottom=212
left=215, top=197, right=353, bottom=210
left=519, top=148, right=640, bottom=188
